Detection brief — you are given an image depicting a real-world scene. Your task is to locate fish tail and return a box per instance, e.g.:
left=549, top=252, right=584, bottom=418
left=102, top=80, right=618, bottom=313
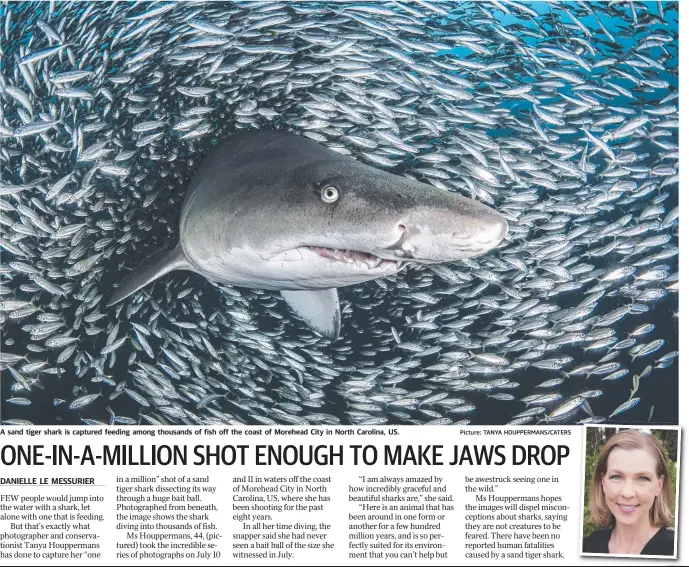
left=106, top=244, right=190, bottom=307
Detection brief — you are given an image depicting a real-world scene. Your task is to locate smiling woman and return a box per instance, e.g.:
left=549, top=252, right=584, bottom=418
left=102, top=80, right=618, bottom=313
left=583, top=428, right=677, bottom=557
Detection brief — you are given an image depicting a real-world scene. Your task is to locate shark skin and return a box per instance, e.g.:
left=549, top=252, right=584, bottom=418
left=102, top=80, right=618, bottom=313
left=107, top=130, right=509, bottom=340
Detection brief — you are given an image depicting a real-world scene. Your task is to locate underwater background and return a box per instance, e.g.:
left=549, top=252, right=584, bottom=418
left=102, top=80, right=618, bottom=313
left=0, top=1, right=679, bottom=426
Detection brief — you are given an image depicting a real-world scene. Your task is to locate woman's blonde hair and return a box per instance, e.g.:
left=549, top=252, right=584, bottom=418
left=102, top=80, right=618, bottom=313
left=588, top=429, right=674, bottom=529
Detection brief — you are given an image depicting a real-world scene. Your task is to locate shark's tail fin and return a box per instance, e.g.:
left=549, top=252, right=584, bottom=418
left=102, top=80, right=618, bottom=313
left=106, top=244, right=190, bottom=307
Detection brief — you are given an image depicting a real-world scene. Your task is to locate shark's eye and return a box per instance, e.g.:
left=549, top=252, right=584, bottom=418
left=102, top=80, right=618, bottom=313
left=320, top=185, right=339, bottom=203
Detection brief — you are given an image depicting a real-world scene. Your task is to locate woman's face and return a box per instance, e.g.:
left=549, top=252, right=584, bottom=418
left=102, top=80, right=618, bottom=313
left=602, top=447, right=664, bottom=527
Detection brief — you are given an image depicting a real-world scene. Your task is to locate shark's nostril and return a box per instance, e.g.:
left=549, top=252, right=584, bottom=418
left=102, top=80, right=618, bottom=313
left=386, top=224, right=410, bottom=252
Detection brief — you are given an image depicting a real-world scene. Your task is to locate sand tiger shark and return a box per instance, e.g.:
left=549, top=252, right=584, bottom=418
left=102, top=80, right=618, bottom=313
left=108, top=130, right=509, bottom=340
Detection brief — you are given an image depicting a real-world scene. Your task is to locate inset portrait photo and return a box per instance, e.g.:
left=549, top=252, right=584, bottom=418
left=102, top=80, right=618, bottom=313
left=581, top=425, right=680, bottom=558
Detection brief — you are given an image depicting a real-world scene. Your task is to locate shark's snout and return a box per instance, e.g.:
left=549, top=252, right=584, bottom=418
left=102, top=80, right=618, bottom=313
left=446, top=209, right=509, bottom=259
left=384, top=203, right=509, bottom=263
left=462, top=213, right=509, bottom=252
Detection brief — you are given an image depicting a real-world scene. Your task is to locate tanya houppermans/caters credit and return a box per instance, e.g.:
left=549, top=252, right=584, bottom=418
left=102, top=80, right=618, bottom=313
left=0, top=2, right=679, bottom=427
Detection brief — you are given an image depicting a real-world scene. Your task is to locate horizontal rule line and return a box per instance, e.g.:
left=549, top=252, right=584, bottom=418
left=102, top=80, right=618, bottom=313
left=0, top=484, right=105, bottom=487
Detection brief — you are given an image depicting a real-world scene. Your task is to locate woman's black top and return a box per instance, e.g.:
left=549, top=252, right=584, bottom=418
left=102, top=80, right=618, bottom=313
left=583, top=527, right=675, bottom=556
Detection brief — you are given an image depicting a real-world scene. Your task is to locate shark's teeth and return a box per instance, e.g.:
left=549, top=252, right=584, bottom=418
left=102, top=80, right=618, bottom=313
left=308, top=247, right=398, bottom=270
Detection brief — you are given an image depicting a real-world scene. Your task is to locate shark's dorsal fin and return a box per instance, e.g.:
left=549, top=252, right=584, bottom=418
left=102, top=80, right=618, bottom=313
left=107, top=244, right=190, bottom=306
left=280, top=289, right=341, bottom=341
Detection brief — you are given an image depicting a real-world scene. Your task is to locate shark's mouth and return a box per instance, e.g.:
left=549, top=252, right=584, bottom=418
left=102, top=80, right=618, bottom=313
left=308, top=246, right=405, bottom=271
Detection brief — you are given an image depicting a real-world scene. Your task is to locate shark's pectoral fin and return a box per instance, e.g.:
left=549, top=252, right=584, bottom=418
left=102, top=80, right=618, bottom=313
left=106, top=244, right=190, bottom=307
left=280, top=289, right=341, bottom=341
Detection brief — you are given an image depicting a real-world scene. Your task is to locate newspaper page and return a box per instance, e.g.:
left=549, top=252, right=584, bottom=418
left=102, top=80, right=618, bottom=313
left=0, top=1, right=683, bottom=566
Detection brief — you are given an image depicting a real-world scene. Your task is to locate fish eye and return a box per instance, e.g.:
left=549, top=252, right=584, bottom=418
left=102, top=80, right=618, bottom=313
left=320, top=185, right=339, bottom=203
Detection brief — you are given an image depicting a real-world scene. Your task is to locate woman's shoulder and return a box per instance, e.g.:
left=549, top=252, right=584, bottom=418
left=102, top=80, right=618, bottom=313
left=583, top=529, right=611, bottom=553
left=642, top=527, right=675, bottom=556
left=656, top=527, right=675, bottom=541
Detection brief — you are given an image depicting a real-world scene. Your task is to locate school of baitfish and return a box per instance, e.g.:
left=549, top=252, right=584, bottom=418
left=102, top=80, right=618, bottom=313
left=0, top=1, right=679, bottom=427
